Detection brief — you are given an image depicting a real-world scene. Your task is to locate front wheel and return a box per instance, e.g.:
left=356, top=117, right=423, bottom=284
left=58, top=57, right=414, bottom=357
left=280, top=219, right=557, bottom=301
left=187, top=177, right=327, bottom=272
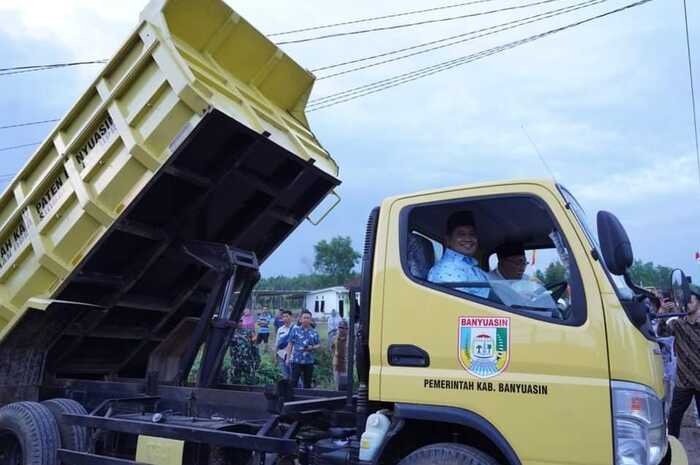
left=398, top=443, right=501, bottom=465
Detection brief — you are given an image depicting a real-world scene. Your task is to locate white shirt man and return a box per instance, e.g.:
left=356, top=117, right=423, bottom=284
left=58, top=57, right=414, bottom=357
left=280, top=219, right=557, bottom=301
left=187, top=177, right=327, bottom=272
left=489, top=243, right=552, bottom=308
left=275, top=311, right=293, bottom=379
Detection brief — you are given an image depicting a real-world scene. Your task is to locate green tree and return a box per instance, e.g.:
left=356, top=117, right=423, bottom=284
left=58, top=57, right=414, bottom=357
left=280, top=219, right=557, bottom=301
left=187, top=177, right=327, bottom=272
left=543, top=261, right=567, bottom=287
left=628, top=260, right=673, bottom=289
left=256, top=274, right=335, bottom=291
left=534, top=269, right=546, bottom=284
left=313, top=236, right=361, bottom=284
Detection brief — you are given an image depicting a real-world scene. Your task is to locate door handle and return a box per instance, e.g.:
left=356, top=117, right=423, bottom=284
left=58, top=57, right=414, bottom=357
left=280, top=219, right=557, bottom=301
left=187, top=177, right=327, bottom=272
left=388, top=345, right=430, bottom=367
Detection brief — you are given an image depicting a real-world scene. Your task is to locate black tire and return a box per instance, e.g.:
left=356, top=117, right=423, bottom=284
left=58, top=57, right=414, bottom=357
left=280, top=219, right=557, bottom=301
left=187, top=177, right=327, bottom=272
left=0, top=401, right=60, bottom=465
left=41, top=398, right=88, bottom=453
left=398, top=443, right=501, bottom=465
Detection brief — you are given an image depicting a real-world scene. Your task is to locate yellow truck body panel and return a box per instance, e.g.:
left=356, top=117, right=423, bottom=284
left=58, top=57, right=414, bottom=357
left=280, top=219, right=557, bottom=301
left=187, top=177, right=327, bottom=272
left=0, top=0, right=338, bottom=342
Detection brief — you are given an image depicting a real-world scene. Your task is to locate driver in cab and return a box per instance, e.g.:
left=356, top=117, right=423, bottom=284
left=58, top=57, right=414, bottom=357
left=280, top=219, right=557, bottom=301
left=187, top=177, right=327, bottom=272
left=489, top=243, right=528, bottom=281
left=428, top=211, right=489, bottom=298
left=488, top=243, right=540, bottom=296
left=488, top=243, right=560, bottom=314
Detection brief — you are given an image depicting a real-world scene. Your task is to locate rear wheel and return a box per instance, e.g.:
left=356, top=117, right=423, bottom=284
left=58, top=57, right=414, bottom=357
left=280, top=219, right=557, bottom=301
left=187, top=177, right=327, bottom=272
left=0, top=401, right=60, bottom=465
left=0, top=431, right=22, bottom=465
left=398, top=443, right=501, bottom=465
left=41, top=399, right=88, bottom=453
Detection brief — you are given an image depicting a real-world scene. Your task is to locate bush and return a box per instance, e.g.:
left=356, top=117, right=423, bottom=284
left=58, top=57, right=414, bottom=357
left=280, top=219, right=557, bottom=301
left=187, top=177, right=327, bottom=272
left=187, top=329, right=337, bottom=389
left=257, top=353, right=283, bottom=385
left=314, top=346, right=335, bottom=389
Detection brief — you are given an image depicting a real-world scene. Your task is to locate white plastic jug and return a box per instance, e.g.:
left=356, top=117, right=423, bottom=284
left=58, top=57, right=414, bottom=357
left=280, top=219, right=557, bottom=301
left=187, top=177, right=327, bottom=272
left=359, top=411, right=391, bottom=461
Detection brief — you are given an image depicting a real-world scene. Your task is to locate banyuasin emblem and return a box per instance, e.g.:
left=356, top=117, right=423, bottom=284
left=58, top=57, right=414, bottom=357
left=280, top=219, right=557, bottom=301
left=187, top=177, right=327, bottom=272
left=458, top=316, right=510, bottom=378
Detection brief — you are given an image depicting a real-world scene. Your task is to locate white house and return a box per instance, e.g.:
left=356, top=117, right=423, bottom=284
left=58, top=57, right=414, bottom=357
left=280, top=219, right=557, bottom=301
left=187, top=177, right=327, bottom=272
left=304, top=286, right=349, bottom=318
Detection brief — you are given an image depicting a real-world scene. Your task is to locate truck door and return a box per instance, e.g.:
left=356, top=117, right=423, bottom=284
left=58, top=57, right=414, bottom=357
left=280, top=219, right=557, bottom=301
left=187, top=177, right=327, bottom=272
left=378, top=183, right=613, bottom=465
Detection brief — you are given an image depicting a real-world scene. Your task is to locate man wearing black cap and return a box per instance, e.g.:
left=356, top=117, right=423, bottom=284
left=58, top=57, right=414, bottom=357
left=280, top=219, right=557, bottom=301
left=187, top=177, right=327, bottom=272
left=488, top=244, right=561, bottom=310
left=427, top=211, right=489, bottom=298
left=489, top=243, right=528, bottom=282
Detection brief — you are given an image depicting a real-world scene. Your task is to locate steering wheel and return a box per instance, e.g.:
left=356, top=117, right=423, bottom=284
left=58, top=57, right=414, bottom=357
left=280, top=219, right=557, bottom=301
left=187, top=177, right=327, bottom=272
left=544, top=280, right=568, bottom=302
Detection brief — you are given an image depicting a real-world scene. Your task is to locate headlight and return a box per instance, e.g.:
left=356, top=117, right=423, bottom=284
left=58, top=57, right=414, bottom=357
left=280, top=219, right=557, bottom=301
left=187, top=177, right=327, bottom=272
left=612, top=381, right=667, bottom=465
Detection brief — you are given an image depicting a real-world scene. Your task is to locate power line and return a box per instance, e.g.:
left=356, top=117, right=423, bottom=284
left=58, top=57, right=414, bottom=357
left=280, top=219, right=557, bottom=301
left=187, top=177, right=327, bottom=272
left=681, top=0, right=700, bottom=186
left=0, top=3, right=577, bottom=129
left=0, top=118, right=59, bottom=130
left=0, top=59, right=107, bottom=72
left=0, top=142, right=41, bottom=152
left=0, top=2, right=539, bottom=79
left=309, top=0, right=651, bottom=106
left=276, top=0, right=565, bottom=45
left=312, top=0, right=606, bottom=75
left=307, top=0, right=655, bottom=111
left=270, top=0, right=502, bottom=36
left=0, top=1, right=568, bottom=79
left=315, top=0, right=608, bottom=80
left=309, top=47, right=517, bottom=109
left=0, top=60, right=107, bottom=77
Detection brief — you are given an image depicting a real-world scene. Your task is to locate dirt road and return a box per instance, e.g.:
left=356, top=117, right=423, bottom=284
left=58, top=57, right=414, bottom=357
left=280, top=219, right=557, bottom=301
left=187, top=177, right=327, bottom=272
left=680, top=410, right=699, bottom=465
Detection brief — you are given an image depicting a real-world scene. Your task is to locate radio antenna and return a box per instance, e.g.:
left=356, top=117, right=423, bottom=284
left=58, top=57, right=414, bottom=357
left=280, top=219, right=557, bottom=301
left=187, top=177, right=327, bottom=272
left=521, top=123, right=557, bottom=182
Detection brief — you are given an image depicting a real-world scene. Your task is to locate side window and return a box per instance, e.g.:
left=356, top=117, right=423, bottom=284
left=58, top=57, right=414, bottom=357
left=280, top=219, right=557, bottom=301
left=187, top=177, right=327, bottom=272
left=402, top=195, right=586, bottom=325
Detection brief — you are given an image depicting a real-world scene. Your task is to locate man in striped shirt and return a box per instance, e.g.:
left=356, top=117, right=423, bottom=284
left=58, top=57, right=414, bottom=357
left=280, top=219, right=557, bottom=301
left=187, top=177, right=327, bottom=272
left=667, top=291, right=700, bottom=437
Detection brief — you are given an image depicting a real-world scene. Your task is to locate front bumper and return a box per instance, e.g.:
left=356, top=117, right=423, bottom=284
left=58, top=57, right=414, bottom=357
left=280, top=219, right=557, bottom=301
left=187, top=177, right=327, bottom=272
left=667, top=436, right=688, bottom=465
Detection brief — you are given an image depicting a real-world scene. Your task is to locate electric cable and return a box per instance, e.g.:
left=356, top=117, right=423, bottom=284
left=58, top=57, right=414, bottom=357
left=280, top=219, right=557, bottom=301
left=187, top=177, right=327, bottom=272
left=681, top=0, right=700, bottom=186
left=309, top=0, right=652, bottom=106
left=276, top=0, right=565, bottom=45
left=307, top=0, right=654, bottom=111
left=314, top=0, right=608, bottom=80
left=311, top=0, right=608, bottom=74
left=0, top=60, right=107, bottom=77
left=0, top=142, right=42, bottom=152
left=269, top=0, right=502, bottom=36
left=0, top=118, right=60, bottom=130
left=0, top=1, right=562, bottom=77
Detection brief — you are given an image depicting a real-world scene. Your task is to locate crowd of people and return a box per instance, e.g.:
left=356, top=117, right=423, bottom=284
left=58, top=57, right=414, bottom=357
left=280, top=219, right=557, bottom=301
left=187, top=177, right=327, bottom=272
left=224, top=307, right=349, bottom=390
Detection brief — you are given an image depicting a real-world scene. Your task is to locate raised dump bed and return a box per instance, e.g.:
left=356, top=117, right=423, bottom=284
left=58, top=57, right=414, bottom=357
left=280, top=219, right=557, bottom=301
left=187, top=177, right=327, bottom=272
left=0, top=0, right=339, bottom=387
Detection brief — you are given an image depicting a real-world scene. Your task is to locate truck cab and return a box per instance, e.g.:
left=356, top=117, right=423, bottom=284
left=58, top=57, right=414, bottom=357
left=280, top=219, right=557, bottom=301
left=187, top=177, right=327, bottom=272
left=358, top=179, right=687, bottom=465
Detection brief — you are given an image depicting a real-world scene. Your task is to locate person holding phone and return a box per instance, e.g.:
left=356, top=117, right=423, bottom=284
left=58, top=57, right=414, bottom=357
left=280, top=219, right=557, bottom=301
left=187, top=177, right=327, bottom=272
left=666, top=291, right=700, bottom=437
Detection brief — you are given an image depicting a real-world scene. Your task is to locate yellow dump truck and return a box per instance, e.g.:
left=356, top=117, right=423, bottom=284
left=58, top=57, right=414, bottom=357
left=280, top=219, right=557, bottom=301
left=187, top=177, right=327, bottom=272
left=0, top=1, right=691, bottom=465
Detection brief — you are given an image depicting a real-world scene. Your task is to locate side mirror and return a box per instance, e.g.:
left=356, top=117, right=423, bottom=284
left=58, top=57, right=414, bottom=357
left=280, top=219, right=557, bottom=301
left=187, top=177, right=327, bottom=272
left=596, top=211, right=633, bottom=275
left=671, top=269, right=690, bottom=311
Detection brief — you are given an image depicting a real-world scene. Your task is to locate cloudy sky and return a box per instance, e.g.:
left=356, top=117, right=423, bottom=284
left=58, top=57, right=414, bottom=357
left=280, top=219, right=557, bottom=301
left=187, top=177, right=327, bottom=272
left=0, top=0, right=698, bottom=284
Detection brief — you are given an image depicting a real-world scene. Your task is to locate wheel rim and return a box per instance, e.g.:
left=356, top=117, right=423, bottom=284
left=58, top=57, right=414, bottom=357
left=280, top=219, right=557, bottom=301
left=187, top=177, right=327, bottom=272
left=0, top=431, right=22, bottom=465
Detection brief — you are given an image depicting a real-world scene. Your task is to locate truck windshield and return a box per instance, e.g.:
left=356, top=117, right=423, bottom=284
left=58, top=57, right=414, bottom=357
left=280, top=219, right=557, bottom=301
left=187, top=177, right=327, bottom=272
left=557, top=185, right=634, bottom=300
